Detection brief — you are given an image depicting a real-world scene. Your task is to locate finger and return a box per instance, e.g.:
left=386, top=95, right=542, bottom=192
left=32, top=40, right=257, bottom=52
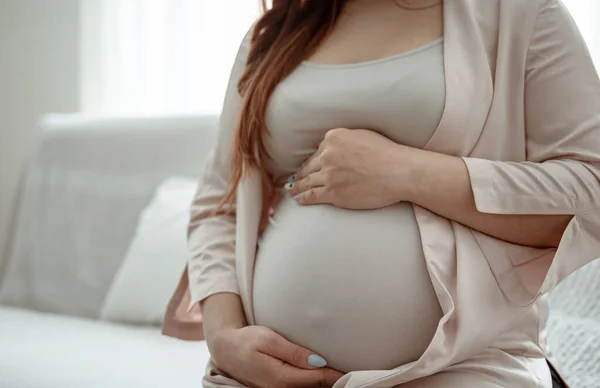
left=302, top=139, right=327, bottom=169
left=320, top=367, right=346, bottom=387
left=286, top=171, right=326, bottom=196
left=278, top=364, right=344, bottom=388
left=295, top=152, right=323, bottom=181
left=294, top=186, right=331, bottom=205
left=256, top=332, right=329, bottom=370
left=269, top=189, right=284, bottom=216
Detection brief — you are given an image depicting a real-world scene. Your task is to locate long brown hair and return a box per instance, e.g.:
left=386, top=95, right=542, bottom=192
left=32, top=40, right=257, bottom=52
left=219, top=0, right=348, bottom=226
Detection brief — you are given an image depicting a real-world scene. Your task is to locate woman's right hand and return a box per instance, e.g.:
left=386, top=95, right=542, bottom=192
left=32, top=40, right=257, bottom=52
left=209, top=325, right=344, bottom=388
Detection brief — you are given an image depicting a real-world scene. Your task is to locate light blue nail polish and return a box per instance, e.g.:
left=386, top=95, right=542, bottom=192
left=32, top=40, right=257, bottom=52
left=288, top=174, right=297, bottom=183
left=308, top=354, right=327, bottom=368
left=284, top=182, right=294, bottom=190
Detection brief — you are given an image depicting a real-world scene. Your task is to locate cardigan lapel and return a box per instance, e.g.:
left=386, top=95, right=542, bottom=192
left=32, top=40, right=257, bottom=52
left=235, top=169, right=263, bottom=325
left=423, top=0, right=493, bottom=157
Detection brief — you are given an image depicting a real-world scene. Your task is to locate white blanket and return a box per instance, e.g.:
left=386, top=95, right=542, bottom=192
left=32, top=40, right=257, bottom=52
left=0, top=115, right=217, bottom=318
left=1, top=290, right=598, bottom=388
left=0, top=307, right=210, bottom=388
left=546, top=259, right=600, bottom=388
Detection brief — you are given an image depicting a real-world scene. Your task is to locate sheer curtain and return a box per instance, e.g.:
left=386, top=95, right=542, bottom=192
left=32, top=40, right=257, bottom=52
left=80, top=0, right=600, bottom=116
left=563, top=0, right=600, bottom=66
left=80, top=0, right=260, bottom=115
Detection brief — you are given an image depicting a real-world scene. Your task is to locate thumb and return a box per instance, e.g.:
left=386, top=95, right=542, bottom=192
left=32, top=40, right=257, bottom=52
left=257, top=332, right=330, bottom=370
left=278, top=363, right=345, bottom=388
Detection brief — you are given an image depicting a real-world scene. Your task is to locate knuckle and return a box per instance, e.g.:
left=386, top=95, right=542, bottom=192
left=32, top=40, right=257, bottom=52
left=317, top=371, right=327, bottom=388
left=294, top=181, right=305, bottom=194
left=298, top=193, right=307, bottom=204
left=303, top=175, right=312, bottom=188
left=320, top=150, right=332, bottom=165
left=291, top=346, right=304, bottom=366
left=325, top=127, right=346, bottom=140
left=324, top=129, right=337, bottom=140
left=328, top=187, right=337, bottom=199
left=264, top=336, right=278, bottom=351
left=323, top=170, right=335, bottom=186
left=308, top=189, right=318, bottom=202
left=250, top=336, right=262, bottom=350
left=329, top=191, right=340, bottom=207
left=256, top=331, right=275, bottom=349
left=284, top=379, right=296, bottom=388
left=300, top=175, right=309, bottom=187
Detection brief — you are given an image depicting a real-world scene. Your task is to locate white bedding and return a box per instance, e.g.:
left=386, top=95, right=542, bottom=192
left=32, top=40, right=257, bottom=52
left=0, top=114, right=597, bottom=388
left=0, top=301, right=598, bottom=388
left=547, top=313, right=600, bottom=388
left=0, top=115, right=217, bottom=318
left=0, top=307, right=210, bottom=388
left=546, top=259, right=600, bottom=388
left=100, top=177, right=198, bottom=326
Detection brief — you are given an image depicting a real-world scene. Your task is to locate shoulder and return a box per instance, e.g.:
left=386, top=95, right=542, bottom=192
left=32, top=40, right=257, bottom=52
left=494, top=0, right=568, bottom=20
left=242, top=24, right=255, bottom=46
left=238, top=24, right=254, bottom=54
left=496, top=0, right=549, bottom=11
left=467, top=0, right=571, bottom=38
left=233, top=23, right=255, bottom=62
left=467, top=0, right=556, bottom=20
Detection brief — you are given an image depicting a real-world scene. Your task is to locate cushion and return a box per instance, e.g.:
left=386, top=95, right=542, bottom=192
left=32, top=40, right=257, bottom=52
left=100, top=177, right=198, bottom=325
left=0, top=114, right=217, bottom=317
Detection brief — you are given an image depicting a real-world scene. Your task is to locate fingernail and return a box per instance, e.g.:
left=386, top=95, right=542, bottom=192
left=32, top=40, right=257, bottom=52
left=284, top=182, right=294, bottom=190
left=308, top=354, right=327, bottom=368
left=293, top=195, right=301, bottom=202
left=288, top=174, right=297, bottom=183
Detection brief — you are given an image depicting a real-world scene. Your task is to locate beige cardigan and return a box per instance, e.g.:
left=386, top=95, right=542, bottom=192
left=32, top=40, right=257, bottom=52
left=164, top=0, right=600, bottom=385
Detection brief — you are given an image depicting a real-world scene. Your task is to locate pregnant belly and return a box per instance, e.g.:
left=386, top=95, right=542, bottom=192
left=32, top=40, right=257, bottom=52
left=252, top=195, right=443, bottom=373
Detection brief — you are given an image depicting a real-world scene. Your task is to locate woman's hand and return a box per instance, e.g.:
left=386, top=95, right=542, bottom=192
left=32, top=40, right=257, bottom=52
left=210, top=325, right=344, bottom=388
left=286, top=128, right=419, bottom=209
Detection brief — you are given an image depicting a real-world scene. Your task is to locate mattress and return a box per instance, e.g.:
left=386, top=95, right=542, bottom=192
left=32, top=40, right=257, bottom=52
left=0, top=115, right=217, bottom=318
left=0, top=307, right=210, bottom=388
left=546, top=259, right=600, bottom=388
left=2, top=257, right=599, bottom=388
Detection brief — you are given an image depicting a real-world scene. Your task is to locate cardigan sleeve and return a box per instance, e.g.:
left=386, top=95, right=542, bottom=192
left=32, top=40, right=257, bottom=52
left=186, top=30, right=252, bottom=309
left=462, top=0, right=600, bottom=298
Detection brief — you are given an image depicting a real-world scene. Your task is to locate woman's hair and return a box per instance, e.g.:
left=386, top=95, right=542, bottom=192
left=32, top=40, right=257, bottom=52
left=219, top=0, right=347, bottom=226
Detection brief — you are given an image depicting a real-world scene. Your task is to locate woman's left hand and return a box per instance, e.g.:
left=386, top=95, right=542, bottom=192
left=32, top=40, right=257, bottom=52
left=286, top=128, right=420, bottom=209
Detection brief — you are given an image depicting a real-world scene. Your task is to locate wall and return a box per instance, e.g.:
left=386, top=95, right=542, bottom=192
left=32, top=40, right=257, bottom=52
left=0, top=0, right=80, bottom=272
left=564, top=0, right=600, bottom=68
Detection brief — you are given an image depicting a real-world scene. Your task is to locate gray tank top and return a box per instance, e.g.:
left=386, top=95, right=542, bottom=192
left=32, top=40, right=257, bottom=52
left=264, top=37, right=445, bottom=178
left=253, top=38, right=446, bottom=373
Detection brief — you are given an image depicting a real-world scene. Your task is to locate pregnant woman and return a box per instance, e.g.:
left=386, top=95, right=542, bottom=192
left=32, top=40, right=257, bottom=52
left=164, top=0, right=600, bottom=386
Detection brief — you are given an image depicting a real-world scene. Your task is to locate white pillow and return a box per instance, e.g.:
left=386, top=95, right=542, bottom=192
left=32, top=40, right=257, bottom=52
left=99, top=177, right=198, bottom=325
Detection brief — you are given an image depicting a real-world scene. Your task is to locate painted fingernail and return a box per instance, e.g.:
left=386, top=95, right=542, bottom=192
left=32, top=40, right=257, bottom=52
left=293, top=195, right=301, bottom=202
left=308, top=354, right=327, bottom=368
left=288, top=174, right=297, bottom=183
left=284, top=182, right=294, bottom=190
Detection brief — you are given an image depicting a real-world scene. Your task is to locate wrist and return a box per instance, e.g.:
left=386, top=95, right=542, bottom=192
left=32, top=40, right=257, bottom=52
left=206, top=327, right=237, bottom=371
left=390, top=145, right=428, bottom=203
left=207, top=326, right=234, bottom=352
left=200, top=293, right=247, bottom=354
left=205, top=320, right=244, bottom=354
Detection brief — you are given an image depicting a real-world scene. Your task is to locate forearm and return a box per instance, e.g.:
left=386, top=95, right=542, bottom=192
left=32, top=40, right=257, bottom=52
left=201, top=293, right=247, bottom=348
left=403, top=148, right=572, bottom=248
